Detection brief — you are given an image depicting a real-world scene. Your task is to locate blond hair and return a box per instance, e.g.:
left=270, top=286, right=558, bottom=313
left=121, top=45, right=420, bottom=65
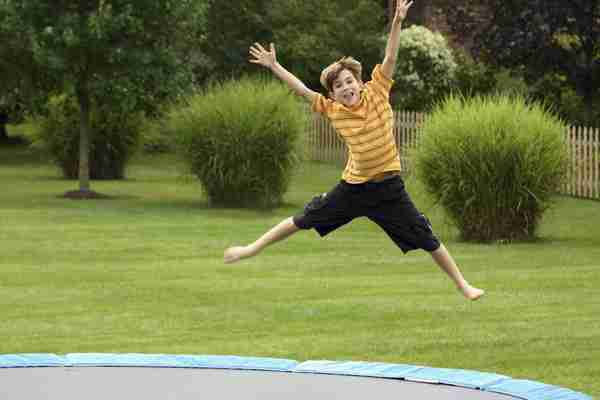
left=319, top=57, right=362, bottom=92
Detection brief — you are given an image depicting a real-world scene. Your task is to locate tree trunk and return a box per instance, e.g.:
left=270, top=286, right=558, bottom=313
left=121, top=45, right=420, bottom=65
left=76, top=81, right=91, bottom=193
left=0, top=124, right=8, bottom=143
left=0, top=111, right=8, bottom=143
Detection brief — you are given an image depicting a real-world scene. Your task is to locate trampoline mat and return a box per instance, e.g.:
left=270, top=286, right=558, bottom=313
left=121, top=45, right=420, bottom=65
left=0, top=367, right=518, bottom=400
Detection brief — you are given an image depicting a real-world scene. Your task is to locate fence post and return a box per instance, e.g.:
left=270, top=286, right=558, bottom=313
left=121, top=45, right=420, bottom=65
left=579, top=126, right=585, bottom=198
left=571, top=126, right=579, bottom=196
left=566, top=127, right=573, bottom=196
left=585, top=127, right=590, bottom=198
left=592, top=129, right=600, bottom=199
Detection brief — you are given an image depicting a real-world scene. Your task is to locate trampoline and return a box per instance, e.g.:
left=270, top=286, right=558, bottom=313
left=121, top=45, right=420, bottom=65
left=0, top=354, right=592, bottom=400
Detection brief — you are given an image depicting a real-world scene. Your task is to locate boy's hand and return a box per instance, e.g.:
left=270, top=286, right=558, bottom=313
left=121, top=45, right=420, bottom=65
left=249, top=42, right=277, bottom=69
left=248, top=41, right=317, bottom=102
left=392, top=0, right=413, bottom=26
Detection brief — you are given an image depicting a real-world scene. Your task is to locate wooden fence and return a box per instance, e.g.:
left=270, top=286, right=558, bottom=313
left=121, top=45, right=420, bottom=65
left=565, top=126, right=600, bottom=199
left=306, top=111, right=600, bottom=200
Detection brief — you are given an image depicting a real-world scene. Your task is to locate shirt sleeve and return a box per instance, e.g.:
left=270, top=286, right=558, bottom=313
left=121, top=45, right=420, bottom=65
left=311, top=93, right=335, bottom=115
left=367, top=64, right=394, bottom=100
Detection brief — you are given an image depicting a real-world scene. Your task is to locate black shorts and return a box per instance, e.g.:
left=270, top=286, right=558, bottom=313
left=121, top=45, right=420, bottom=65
left=293, top=176, right=440, bottom=253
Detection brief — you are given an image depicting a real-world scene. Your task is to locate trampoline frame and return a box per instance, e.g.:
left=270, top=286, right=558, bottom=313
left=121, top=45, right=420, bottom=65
left=0, top=353, right=592, bottom=400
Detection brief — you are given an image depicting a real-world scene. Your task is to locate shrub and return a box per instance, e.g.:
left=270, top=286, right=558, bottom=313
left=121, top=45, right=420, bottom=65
left=140, top=116, right=175, bottom=154
left=166, top=76, right=305, bottom=208
left=493, top=69, right=530, bottom=98
left=527, top=73, right=600, bottom=127
left=416, top=94, right=568, bottom=242
left=35, top=94, right=142, bottom=179
left=391, top=25, right=457, bottom=111
left=452, top=50, right=497, bottom=98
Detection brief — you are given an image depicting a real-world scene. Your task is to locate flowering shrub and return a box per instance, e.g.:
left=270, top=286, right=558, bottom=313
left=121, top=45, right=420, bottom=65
left=392, top=25, right=457, bottom=111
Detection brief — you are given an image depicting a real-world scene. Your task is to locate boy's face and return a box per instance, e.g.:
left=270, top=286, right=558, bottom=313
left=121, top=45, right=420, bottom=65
left=330, top=69, right=362, bottom=107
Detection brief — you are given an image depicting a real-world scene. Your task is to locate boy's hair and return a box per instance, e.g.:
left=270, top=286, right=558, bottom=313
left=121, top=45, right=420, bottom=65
left=320, top=57, right=362, bottom=93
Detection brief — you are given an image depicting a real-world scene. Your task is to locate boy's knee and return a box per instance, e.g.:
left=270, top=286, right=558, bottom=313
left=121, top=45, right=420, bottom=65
left=291, top=215, right=307, bottom=230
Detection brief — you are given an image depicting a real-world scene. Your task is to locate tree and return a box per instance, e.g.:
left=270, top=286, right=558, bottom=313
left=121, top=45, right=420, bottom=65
left=0, top=0, right=206, bottom=196
left=385, top=0, right=427, bottom=28
left=202, top=0, right=385, bottom=90
left=201, top=0, right=272, bottom=83
left=0, top=0, right=55, bottom=144
left=269, top=0, right=386, bottom=90
left=442, top=0, right=600, bottom=125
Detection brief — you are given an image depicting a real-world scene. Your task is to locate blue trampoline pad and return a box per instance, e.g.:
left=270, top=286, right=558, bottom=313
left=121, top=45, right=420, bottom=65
left=0, top=354, right=592, bottom=400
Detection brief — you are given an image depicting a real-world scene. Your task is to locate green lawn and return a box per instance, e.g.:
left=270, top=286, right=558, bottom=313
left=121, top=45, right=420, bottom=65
left=1, top=141, right=599, bottom=397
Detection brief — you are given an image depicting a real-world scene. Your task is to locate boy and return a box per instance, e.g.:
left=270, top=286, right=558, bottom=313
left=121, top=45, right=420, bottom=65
left=224, top=0, right=484, bottom=301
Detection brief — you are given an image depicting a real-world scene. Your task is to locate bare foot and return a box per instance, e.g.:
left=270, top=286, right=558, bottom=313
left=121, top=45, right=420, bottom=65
left=224, top=246, right=256, bottom=264
left=461, top=284, right=485, bottom=301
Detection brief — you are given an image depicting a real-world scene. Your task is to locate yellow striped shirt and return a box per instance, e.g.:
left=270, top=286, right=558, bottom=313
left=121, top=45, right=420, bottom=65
left=312, top=64, right=401, bottom=183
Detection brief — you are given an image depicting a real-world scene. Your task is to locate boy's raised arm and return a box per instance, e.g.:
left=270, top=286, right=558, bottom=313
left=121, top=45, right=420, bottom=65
left=249, top=42, right=318, bottom=103
left=381, top=0, right=413, bottom=80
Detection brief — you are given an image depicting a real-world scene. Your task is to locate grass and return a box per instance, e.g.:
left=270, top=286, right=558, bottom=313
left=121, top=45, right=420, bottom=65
left=1, top=136, right=599, bottom=397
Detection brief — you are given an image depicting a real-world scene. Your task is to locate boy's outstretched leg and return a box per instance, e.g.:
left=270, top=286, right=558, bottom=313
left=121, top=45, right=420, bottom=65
left=224, top=217, right=300, bottom=264
left=430, top=243, right=485, bottom=301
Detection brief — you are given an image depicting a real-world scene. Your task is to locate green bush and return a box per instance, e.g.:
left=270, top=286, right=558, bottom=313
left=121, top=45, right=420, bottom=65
left=391, top=25, right=457, bottom=111
left=35, top=94, right=142, bottom=179
left=452, top=50, right=497, bottom=98
left=527, top=73, right=600, bottom=127
left=493, top=69, right=531, bottom=98
left=416, top=94, right=568, bottom=242
left=140, top=116, right=175, bottom=154
left=165, top=76, right=306, bottom=208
